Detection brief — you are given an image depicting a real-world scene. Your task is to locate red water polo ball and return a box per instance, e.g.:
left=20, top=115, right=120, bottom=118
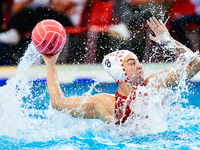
left=31, top=19, right=66, bottom=54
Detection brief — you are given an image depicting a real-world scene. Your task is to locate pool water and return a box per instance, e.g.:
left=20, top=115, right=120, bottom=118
left=1, top=43, right=200, bottom=149
left=1, top=80, right=200, bottom=149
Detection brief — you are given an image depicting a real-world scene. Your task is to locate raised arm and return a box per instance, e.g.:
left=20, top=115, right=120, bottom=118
left=146, top=17, right=200, bottom=89
left=41, top=51, right=115, bottom=123
left=41, top=51, right=96, bottom=116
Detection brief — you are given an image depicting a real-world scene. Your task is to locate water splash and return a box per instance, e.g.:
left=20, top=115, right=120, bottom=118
left=0, top=43, right=104, bottom=144
left=0, top=40, right=199, bottom=149
left=0, top=43, right=40, bottom=137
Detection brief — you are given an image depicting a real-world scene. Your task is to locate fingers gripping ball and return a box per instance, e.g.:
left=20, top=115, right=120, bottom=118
left=32, top=19, right=66, bottom=54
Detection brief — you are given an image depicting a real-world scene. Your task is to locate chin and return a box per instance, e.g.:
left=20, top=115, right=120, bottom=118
left=138, top=79, right=144, bottom=84
left=130, top=78, right=144, bottom=84
left=129, top=74, right=144, bottom=84
left=137, top=76, right=145, bottom=84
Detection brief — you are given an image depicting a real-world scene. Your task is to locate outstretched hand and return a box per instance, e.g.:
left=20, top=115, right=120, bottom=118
left=40, top=49, right=63, bottom=65
left=147, top=17, right=171, bottom=44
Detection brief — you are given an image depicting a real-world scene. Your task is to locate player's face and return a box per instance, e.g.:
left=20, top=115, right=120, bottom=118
left=123, top=53, right=144, bottom=84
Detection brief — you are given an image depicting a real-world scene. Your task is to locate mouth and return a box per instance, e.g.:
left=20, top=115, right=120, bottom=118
left=138, top=70, right=144, bottom=75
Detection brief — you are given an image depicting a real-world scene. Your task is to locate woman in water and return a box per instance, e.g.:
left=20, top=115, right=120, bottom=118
left=41, top=17, right=200, bottom=125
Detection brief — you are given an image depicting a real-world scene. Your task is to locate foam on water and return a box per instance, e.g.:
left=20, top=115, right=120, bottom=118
left=0, top=40, right=200, bottom=148
left=0, top=43, right=103, bottom=144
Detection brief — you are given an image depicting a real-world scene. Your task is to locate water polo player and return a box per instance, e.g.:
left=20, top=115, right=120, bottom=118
left=41, top=17, right=200, bottom=125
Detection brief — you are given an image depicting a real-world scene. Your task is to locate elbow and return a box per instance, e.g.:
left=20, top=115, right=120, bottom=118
left=51, top=102, right=60, bottom=111
left=49, top=94, right=67, bottom=111
left=51, top=100, right=64, bottom=111
left=190, top=55, right=200, bottom=67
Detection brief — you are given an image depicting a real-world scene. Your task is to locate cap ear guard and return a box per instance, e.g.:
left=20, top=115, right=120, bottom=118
left=111, top=66, right=123, bottom=80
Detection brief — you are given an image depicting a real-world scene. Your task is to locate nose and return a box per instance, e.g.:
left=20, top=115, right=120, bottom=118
left=137, top=62, right=142, bottom=69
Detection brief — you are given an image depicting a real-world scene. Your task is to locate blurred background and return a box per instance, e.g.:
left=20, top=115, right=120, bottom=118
left=0, top=0, right=199, bottom=66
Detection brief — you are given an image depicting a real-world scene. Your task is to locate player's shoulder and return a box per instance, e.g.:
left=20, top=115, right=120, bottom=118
left=81, top=93, right=114, bottom=104
left=92, top=93, right=115, bottom=112
left=92, top=93, right=114, bottom=100
left=89, top=93, right=114, bottom=104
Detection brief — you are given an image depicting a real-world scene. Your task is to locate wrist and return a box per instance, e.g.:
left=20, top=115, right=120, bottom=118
left=158, top=34, right=174, bottom=46
left=46, top=61, right=56, bottom=68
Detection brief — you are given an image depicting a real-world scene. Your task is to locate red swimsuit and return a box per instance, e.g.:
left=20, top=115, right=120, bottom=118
left=115, top=84, right=147, bottom=125
left=115, top=91, right=135, bottom=125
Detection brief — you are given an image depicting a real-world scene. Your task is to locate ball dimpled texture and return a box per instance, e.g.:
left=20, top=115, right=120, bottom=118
left=31, top=19, right=66, bottom=54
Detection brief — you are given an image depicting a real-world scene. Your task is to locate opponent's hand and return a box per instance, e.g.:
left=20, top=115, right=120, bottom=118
left=147, top=17, right=171, bottom=44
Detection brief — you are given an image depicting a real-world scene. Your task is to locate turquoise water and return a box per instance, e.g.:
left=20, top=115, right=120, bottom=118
left=1, top=81, right=200, bottom=149
left=1, top=43, right=200, bottom=149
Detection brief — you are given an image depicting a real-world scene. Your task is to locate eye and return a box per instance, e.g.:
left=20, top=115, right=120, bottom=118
left=128, top=61, right=135, bottom=66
